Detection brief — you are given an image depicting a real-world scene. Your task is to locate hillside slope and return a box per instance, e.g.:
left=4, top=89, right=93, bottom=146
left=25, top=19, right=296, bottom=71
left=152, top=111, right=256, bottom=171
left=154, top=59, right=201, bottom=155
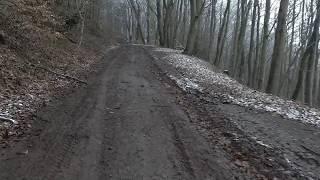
left=0, top=0, right=111, bottom=144
left=149, top=46, right=320, bottom=179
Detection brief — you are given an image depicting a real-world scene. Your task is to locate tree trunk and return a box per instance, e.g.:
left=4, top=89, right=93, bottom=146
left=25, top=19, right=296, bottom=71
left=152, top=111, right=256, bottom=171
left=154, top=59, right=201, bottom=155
left=128, top=0, right=145, bottom=44
left=156, top=0, right=165, bottom=46
left=146, top=0, right=151, bottom=44
left=208, top=0, right=217, bottom=62
left=184, top=0, right=205, bottom=55
left=252, top=2, right=261, bottom=88
left=247, top=0, right=258, bottom=86
left=292, top=1, right=320, bottom=105
left=266, top=0, right=289, bottom=95
left=257, top=0, right=271, bottom=90
left=230, top=0, right=241, bottom=76
left=235, top=0, right=252, bottom=83
left=214, top=0, right=231, bottom=67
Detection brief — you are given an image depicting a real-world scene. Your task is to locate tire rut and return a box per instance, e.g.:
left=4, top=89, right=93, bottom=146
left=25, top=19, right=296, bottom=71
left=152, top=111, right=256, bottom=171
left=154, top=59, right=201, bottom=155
left=0, top=45, right=267, bottom=180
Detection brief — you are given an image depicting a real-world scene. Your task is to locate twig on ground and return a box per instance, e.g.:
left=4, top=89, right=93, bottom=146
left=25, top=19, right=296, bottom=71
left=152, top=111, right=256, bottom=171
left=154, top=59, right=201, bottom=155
left=31, top=64, right=87, bottom=85
left=65, top=35, right=78, bottom=44
left=0, top=116, right=18, bottom=125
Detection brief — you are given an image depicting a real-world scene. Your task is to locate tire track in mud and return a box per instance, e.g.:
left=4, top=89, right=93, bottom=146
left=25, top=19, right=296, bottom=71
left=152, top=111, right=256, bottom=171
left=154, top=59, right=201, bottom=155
left=0, top=48, right=122, bottom=180
left=0, top=45, right=294, bottom=180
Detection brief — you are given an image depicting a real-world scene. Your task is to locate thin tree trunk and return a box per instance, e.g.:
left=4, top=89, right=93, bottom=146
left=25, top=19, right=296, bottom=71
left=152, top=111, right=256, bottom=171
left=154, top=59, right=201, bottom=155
left=146, top=0, right=151, bottom=43
left=253, top=2, right=261, bottom=88
left=230, top=0, right=241, bottom=76
left=214, top=0, right=231, bottom=67
left=184, top=0, right=205, bottom=55
left=247, top=0, right=258, bottom=86
left=292, top=1, right=320, bottom=104
left=208, top=0, right=217, bottom=62
left=236, top=0, right=252, bottom=83
left=257, top=0, right=271, bottom=90
left=156, top=0, right=165, bottom=46
left=266, top=0, right=289, bottom=95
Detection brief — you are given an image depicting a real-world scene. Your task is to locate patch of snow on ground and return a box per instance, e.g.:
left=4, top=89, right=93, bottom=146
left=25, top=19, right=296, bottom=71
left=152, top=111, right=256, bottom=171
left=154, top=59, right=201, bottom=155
left=155, top=50, right=320, bottom=127
left=154, top=48, right=183, bottom=54
left=256, top=140, right=272, bottom=149
left=169, top=75, right=202, bottom=92
left=251, top=136, right=272, bottom=149
left=108, top=45, right=119, bottom=50
left=0, top=93, right=42, bottom=129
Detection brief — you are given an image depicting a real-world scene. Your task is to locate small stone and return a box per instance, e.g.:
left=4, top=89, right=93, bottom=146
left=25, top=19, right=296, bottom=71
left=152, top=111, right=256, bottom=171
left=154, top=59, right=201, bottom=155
left=16, top=150, right=28, bottom=155
left=234, top=160, right=243, bottom=167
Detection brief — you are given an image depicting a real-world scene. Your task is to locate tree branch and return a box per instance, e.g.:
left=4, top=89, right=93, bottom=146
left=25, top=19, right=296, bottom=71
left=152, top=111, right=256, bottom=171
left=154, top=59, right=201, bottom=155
left=31, top=64, right=88, bottom=85
left=0, top=116, right=18, bottom=125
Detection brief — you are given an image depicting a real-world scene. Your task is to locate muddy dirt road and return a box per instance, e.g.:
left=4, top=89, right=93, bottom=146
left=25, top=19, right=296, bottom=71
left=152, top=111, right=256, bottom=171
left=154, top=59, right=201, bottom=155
left=0, top=46, right=319, bottom=179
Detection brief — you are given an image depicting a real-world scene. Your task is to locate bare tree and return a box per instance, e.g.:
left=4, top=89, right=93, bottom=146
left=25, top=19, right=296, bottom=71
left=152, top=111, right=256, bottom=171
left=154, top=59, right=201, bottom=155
left=184, top=0, right=205, bottom=55
left=127, top=0, right=146, bottom=44
left=266, top=0, right=289, bottom=95
left=208, top=0, right=217, bottom=62
left=292, top=1, right=320, bottom=105
left=214, top=0, right=231, bottom=67
left=247, top=0, right=258, bottom=86
left=235, top=0, right=252, bottom=83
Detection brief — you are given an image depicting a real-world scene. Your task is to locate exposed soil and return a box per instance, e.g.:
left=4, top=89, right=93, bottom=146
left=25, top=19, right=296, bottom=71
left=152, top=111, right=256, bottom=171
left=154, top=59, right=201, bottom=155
left=0, top=45, right=319, bottom=179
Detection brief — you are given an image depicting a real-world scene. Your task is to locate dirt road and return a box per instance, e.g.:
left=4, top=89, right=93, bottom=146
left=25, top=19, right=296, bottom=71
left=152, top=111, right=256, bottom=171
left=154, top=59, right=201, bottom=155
left=0, top=46, right=318, bottom=179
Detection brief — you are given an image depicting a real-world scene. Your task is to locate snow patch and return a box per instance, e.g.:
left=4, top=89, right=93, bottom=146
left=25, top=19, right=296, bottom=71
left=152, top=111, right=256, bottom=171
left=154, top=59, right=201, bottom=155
left=108, top=45, right=119, bottom=50
left=154, top=48, right=183, bottom=54
left=0, top=94, right=42, bottom=128
left=256, top=140, right=272, bottom=149
left=154, top=49, right=320, bottom=127
left=251, top=136, right=272, bottom=149
left=169, top=75, right=202, bottom=92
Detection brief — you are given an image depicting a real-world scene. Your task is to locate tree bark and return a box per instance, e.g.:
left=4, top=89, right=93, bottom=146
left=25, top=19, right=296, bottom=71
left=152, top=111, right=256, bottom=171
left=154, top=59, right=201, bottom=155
left=214, top=0, right=231, bottom=67
left=235, top=0, right=252, bottom=83
left=184, top=0, right=205, bottom=55
left=257, top=0, right=271, bottom=90
left=208, top=0, right=217, bottom=62
left=247, top=0, right=258, bottom=86
left=266, top=0, right=289, bottom=95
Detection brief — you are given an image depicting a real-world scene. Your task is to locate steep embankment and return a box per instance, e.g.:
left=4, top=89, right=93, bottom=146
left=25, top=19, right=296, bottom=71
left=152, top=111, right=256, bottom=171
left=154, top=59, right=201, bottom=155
left=0, top=0, right=110, bottom=144
left=149, top=47, right=320, bottom=179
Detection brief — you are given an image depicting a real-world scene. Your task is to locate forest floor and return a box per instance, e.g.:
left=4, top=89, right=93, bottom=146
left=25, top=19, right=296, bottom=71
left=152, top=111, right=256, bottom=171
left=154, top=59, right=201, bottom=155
left=0, top=0, right=114, bottom=145
left=0, top=45, right=319, bottom=180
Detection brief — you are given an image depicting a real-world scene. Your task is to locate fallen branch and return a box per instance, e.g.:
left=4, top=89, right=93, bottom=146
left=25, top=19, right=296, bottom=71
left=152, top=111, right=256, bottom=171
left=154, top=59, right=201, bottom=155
left=13, top=47, right=87, bottom=85
left=65, top=35, right=78, bottom=44
left=0, top=116, right=18, bottom=125
left=32, top=64, right=87, bottom=85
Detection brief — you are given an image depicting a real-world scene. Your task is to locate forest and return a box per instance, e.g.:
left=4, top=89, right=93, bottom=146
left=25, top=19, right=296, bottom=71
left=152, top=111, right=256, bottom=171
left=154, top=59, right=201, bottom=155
left=0, top=0, right=320, bottom=179
left=117, top=0, right=320, bottom=107
left=2, top=0, right=318, bottom=106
